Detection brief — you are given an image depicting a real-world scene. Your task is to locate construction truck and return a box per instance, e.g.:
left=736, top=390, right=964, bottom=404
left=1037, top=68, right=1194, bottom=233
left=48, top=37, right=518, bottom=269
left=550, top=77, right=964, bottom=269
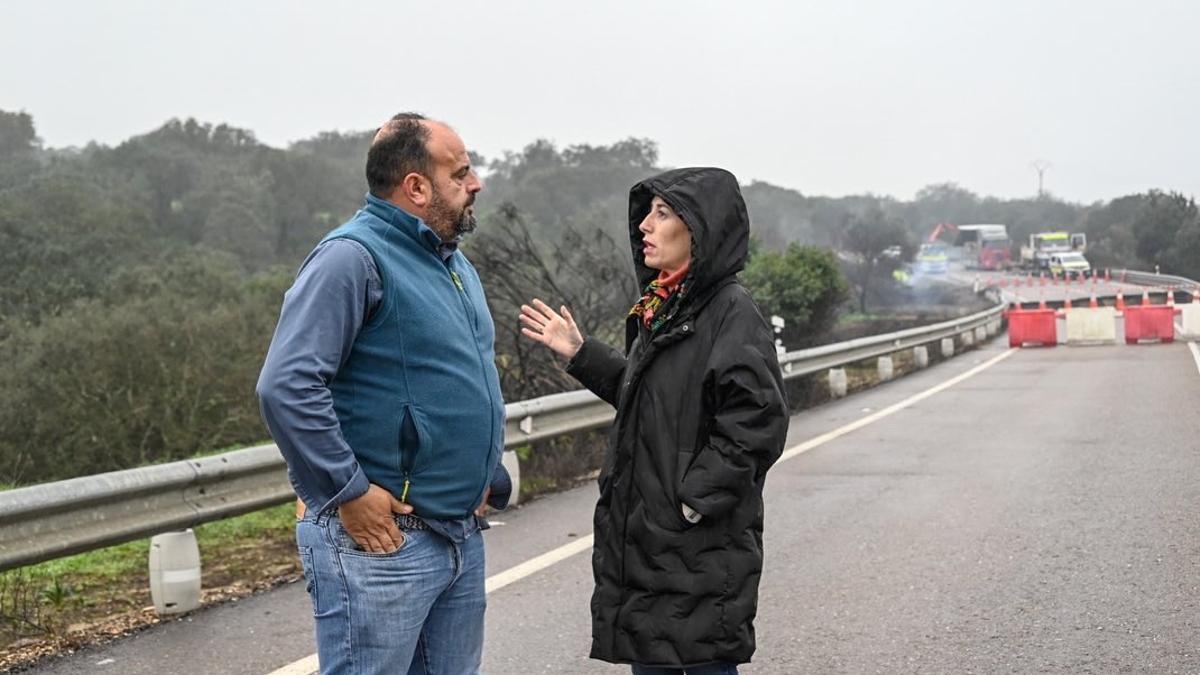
left=954, top=224, right=1012, bottom=270
left=925, top=222, right=1013, bottom=271
left=1020, top=231, right=1088, bottom=273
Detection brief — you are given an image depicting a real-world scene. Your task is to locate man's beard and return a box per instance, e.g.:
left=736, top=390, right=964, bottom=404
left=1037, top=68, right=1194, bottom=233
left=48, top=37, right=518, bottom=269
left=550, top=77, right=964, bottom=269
left=429, top=189, right=476, bottom=240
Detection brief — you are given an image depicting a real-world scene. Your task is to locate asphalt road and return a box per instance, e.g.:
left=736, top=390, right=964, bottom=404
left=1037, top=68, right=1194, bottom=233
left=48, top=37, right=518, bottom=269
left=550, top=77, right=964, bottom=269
left=27, top=328, right=1200, bottom=674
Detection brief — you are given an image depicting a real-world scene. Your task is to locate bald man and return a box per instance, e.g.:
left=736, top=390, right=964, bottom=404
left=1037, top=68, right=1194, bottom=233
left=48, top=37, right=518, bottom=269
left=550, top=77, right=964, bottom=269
left=258, top=113, right=508, bottom=675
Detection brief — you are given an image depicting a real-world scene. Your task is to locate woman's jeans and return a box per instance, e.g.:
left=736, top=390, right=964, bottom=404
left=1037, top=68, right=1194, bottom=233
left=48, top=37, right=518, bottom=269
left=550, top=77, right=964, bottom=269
left=632, top=663, right=739, bottom=675
left=296, top=511, right=486, bottom=675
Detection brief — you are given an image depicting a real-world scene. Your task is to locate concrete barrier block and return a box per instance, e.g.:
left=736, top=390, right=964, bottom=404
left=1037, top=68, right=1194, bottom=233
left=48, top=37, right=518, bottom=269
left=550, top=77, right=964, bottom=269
left=877, top=356, right=894, bottom=382
left=913, top=346, right=929, bottom=368
left=1181, top=304, right=1200, bottom=338
left=149, top=530, right=201, bottom=615
left=975, top=326, right=987, bottom=343
left=962, top=331, right=976, bottom=347
left=941, top=338, right=954, bottom=358
left=829, top=368, right=847, bottom=398
left=1065, top=307, right=1117, bottom=344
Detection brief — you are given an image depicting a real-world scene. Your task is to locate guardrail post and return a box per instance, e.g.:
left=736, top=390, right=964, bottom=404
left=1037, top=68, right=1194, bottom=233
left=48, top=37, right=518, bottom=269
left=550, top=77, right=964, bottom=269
left=961, top=331, right=975, bottom=348
left=974, top=326, right=987, bottom=343
left=941, top=338, right=955, bottom=358
left=986, top=320, right=1000, bottom=337
left=828, top=368, right=848, bottom=398
left=877, top=356, right=894, bottom=382
left=913, top=346, right=929, bottom=368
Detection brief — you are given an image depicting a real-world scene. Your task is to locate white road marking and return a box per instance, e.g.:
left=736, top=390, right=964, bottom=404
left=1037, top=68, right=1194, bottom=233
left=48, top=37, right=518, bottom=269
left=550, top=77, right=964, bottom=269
left=268, top=347, right=1018, bottom=675
left=1188, top=342, right=1200, bottom=376
left=267, top=655, right=318, bottom=675
left=484, top=533, right=594, bottom=594
left=779, top=348, right=1016, bottom=463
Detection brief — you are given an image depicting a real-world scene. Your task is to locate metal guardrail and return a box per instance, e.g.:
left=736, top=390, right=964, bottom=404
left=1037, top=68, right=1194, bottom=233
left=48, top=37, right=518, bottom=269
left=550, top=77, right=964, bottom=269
left=1113, top=268, right=1199, bottom=289
left=779, top=303, right=1004, bottom=379
left=0, top=300, right=1005, bottom=572
left=0, top=445, right=290, bottom=571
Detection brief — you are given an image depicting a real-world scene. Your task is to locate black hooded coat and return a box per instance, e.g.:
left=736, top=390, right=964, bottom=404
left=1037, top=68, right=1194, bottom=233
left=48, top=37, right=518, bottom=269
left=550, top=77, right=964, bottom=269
left=565, top=167, right=789, bottom=666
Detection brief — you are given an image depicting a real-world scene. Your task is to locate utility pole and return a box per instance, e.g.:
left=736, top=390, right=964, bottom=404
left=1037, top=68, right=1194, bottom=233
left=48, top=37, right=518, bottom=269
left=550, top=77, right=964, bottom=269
left=1031, top=159, right=1052, bottom=198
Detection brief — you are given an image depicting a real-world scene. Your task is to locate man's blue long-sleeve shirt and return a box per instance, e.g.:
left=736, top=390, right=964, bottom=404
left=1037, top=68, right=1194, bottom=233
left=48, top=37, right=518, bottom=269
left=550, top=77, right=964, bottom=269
left=257, top=237, right=387, bottom=514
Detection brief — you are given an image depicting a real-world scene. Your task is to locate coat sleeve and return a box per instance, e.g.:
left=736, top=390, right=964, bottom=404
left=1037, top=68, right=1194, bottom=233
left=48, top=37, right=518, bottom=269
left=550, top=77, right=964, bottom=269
left=678, top=293, right=789, bottom=519
left=565, top=336, right=628, bottom=408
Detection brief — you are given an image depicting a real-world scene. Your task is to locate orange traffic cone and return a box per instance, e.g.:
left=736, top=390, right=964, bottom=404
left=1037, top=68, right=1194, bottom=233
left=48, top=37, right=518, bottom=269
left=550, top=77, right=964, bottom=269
left=1166, top=288, right=1175, bottom=306
left=1116, top=291, right=1126, bottom=310
left=1089, top=294, right=1099, bottom=309
left=1062, top=297, right=1071, bottom=313
left=1142, top=290, right=1150, bottom=306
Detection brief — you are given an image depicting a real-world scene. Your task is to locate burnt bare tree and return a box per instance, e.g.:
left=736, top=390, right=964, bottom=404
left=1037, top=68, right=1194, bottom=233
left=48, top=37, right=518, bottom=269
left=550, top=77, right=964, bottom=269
left=468, top=202, right=637, bottom=400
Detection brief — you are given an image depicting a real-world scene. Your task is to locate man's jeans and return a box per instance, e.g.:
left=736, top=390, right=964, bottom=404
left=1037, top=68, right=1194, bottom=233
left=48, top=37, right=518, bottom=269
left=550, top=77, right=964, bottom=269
left=296, top=511, right=486, bottom=675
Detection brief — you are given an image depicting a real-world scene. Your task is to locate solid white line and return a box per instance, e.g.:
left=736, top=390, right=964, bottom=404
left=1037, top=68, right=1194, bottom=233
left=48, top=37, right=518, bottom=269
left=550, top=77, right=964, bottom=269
left=267, top=655, right=319, bottom=675
left=485, top=533, right=594, bottom=594
left=268, top=347, right=1018, bottom=675
left=779, top=348, right=1016, bottom=463
left=1188, top=341, right=1200, bottom=376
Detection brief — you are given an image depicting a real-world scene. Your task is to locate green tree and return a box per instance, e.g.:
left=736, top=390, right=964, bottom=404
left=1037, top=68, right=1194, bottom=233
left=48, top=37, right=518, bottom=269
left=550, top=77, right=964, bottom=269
left=0, top=251, right=290, bottom=484
left=1079, top=193, right=1149, bottom=270
left=0, top=109, right=43, bottom=189
left=741, top=242, right=848, bottom=348
left=0, top=109, right=39, bottom=157
left=1133, top=190, right=1197, bottom=269
left=481, top=137, right=659, bottom=245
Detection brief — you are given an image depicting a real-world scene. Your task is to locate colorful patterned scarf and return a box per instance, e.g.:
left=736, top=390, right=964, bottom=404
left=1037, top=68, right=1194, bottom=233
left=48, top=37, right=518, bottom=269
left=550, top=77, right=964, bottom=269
left=629, top=264, right=691, bottom=332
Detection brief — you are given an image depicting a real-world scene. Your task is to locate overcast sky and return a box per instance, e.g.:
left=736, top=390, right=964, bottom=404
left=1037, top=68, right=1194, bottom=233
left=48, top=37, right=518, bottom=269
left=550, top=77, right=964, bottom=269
left=3, top=1, right=1197, bottom=203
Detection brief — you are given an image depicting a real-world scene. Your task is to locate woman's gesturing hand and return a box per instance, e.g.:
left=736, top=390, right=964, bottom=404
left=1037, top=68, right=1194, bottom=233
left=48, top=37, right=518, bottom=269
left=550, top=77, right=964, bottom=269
left=520, top=299, right=584, bottom=360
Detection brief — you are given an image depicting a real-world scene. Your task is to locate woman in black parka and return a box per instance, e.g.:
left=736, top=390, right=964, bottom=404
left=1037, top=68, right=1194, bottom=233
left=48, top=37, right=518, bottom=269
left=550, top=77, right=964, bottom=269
left=520, top=167, right=789, bottom=674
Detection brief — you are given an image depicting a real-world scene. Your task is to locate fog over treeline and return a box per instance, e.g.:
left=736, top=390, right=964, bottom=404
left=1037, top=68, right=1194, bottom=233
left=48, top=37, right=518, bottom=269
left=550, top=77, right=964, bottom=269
left=1, top=110, right=1196, bottom=485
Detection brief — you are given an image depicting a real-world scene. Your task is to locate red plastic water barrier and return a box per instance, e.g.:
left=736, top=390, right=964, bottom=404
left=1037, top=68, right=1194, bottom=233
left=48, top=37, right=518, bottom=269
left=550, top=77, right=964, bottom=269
left=1123, top=305, right=1179, bottom=344
left=1006, top=307, right=1058, bottom=347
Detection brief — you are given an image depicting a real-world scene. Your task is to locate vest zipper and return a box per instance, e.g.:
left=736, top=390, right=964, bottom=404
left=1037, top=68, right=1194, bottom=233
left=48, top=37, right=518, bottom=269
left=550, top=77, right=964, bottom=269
left=444, top=257, right=498, bottom=510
